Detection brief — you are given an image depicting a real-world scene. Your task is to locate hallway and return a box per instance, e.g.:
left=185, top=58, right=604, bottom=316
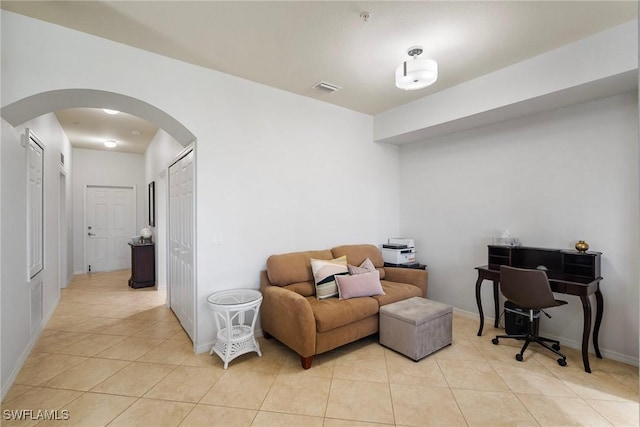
left=2, top=270, right=639, bottom=426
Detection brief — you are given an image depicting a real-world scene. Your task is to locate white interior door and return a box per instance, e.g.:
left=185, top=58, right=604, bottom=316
left=86, top=186, right=135, bottom=273
left=169, top=149, right=195, bottom=340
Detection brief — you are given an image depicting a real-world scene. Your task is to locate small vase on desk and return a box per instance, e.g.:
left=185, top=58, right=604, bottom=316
left=575, top=240, right=589, bottom=253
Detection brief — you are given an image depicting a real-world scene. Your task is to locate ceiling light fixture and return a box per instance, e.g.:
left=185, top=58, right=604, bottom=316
left=395, top=46, right=438, bottom=91
left=104, top=140, right=117, bottom=148
left=103, top=108, right=120, bottom=115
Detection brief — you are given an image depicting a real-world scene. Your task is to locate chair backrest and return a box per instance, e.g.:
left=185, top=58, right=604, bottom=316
left=499, top=265, right=559, bottom=309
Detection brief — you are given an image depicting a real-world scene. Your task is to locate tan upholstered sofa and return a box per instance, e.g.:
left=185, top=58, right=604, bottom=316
left=260, top=244, right=428, bottom=369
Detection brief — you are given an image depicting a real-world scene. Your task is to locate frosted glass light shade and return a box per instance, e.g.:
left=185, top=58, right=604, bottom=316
left=395, top=58, right=438, bottom=90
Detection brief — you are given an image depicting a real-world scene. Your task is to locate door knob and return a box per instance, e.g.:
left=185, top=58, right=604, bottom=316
left=88, top=232, right=96, bottom=236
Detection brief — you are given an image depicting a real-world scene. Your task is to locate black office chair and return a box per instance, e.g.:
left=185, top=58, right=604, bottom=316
left=492, top=265, right=568, bottom=367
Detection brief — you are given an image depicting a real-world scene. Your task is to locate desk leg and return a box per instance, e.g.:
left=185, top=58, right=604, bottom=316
left=580, top=295, right=592, bottom=373
left=475, top=276, right=484, bottom=336
left=593, top=289, right=603, bottom=359
left=493, top=280, right=499, bottom=328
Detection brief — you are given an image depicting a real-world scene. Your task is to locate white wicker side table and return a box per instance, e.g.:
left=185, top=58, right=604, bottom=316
left=207, top=289, right=263, bottom=369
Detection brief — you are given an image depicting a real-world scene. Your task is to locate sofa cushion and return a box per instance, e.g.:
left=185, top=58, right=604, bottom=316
left=372, top=281, right=422, bottom=306
left=282, top=281, right=316, bottom=297
left=336, top=270, right=385, bottom=300
left=267, top=250, right=333, bottom=286
left=311, top=256, right=348, bottom=299
left=331, top=244, right=386, bottom=279
left=307, top=296, right=379, bottom=332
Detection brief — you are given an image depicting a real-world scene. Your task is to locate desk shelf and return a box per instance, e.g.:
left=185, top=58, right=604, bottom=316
left=487, top=245, right=601, bottom=281
left=562, top=252, right=601, bottom=280
left=488, top=246, right=513, bottom=270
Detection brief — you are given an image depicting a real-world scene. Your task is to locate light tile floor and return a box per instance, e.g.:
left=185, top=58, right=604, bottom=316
left=2, top=269, right=638, bottom=426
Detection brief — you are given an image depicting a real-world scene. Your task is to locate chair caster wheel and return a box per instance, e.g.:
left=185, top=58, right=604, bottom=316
left=492, top=338, right=499, bottom=345
left=515, top=354, right=523, bottom=362
left=557, top=358, right=567, bottom=367
left=552, top=343, right=561, bottom=351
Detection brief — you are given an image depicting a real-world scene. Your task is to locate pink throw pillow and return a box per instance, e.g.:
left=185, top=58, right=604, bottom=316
left=335, top=270, right=385, bottom=300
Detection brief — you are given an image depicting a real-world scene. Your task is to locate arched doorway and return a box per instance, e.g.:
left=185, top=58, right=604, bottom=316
left=1, top=89, right=196, bottom=146
left=1, top=88, right=198, bottom=344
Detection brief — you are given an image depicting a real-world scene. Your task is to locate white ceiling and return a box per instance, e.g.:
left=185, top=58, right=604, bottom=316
left=55, top=108, right=159, bottom=154
left=3, top=1, right=637, bottom=152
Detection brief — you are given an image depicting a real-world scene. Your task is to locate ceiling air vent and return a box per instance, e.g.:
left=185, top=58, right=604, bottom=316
left=312, top=81, right=341, bottom=94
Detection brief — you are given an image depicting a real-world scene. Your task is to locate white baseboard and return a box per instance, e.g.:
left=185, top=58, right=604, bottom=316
left=1, top=295, right=59, bottom=400
left=452, top=307, right=639, bottom=367
left=195, top=341, right=212, bottom=354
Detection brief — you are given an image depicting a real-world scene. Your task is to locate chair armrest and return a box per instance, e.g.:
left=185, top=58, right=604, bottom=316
left=384, top=267, right=428, bottom=298
left=260, top=271, right=316, bottom=357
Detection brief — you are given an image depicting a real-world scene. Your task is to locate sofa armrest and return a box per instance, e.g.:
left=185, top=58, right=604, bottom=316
left=260, top=271, right=316, bottom=357
left=383, top=267, right=428, bottom=297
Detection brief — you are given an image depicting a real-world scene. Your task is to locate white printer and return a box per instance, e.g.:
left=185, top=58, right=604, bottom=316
left=381, top=238, right=416, bottom=265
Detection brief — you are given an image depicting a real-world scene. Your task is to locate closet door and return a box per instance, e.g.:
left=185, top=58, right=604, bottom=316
left=168, top=149, right=195, bottom=340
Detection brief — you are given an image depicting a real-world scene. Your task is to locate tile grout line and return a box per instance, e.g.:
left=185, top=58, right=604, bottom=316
left=382, top=346, right=397, bottom=426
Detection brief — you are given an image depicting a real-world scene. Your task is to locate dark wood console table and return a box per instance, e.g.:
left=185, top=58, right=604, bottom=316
left=475, top=245, right=603, bottom=373
left=128, top=242, right=155, bottom=289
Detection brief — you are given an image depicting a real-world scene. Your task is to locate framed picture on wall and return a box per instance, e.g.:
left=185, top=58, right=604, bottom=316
left=148, top=181, right=155, bottom=227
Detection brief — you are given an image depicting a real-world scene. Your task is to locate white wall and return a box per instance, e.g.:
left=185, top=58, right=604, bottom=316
left=2, top=12, right=400, bottom=353
left=145, top=128, right=184, bottom=184
left=1, top=120, right=28, bottom=398
left=72, top=148, right=146, bottom=273
left=194, top=92, right=399, bottom=347
left=399, top=92, right=639, bottom=364
left=1, top=113, right=72, bottom=397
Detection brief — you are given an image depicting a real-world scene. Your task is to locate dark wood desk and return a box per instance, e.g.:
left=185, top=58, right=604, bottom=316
left=475, top=246, right=603, bottom=373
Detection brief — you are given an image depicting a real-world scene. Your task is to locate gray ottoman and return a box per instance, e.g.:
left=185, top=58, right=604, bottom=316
left=379, top=297, right=452, bottom=361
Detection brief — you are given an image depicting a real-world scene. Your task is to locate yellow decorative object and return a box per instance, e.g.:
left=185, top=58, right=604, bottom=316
left=575, top=240, right=589, bottom=252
